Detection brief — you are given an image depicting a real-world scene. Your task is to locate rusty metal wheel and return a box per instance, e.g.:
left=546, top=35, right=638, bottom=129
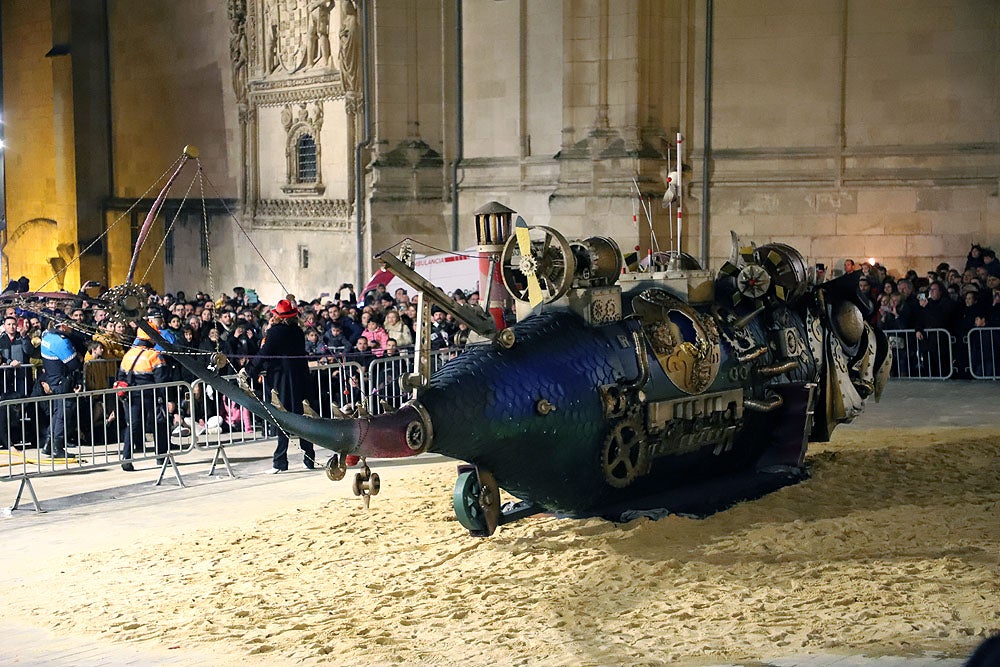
left=601, top=415, right=649, bottom=489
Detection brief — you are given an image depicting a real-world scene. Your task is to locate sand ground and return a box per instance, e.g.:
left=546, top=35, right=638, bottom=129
left=0, top=381, right=997, bottom=666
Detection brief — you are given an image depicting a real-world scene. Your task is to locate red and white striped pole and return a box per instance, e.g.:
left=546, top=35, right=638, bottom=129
left=676, top=133, right=683, bottom=255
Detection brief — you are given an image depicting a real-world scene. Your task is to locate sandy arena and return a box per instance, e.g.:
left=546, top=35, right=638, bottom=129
left=1, top=381, right=997, bottom=666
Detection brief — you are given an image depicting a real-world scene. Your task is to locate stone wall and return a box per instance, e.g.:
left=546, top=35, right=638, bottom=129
left=456, top=0, right=999, bottom=278
left=693, top=0, right=1000, bottom=276
left=2, top=0, right=997, bottom=302
left=0, top=0, right=80, bottom=291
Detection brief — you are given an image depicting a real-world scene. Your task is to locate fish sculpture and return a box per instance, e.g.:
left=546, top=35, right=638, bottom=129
left=112, top=204, right=889, bottom=536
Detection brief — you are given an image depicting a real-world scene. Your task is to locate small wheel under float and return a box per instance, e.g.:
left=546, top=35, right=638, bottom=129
left=325, top=453, right=347, bottom=481
left=351, top=459, right=380, bottom=508
left=452, top=465, right=501, bottom=537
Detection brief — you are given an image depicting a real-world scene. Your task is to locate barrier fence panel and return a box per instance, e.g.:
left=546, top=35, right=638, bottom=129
left=430, top=347, right=462, bottom=374
left=368, top=355, right=414, bottom=415
left=365, top=349, right=464, bottom=415
left=0, top=362, right=37, bottom=399
left=1, top=380, right=196, bottom=509
left=966, top=327, right=1000, bottom=380
left=180, top=375, right=276, bottom=478
left=883, top=328, right=954, bottom=380
left=309, top=360, right=367, bottom=417
left=186, top=375, right=270, bottom=449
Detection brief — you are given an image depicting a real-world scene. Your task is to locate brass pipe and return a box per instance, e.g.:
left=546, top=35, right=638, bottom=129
left=744, top=393, right=784, bottom=412
left=756, top=360, right=800, bottom=377
left=736, top=346, right=768, bottom=363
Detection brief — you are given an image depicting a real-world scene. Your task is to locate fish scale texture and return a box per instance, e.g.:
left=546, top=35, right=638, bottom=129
left=421, top=311, right=632, bottom=511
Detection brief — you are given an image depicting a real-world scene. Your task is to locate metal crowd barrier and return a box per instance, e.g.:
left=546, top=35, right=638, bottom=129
left=309, top=360, right=368, bottom=417
left=1, top=380, right=196, bottom=512
left=366, top=349, right=459, bottom=415
left=184, top=374, right=273, bottom=477
left=0, top=362, right=37, bottom=398
left=882, top=328, right=955, bottom=380
left=368, top=355, right=413, bottom=415
left=965, top=327, right=1000, bottom=380
left=1, top=346, right=467, bottom=513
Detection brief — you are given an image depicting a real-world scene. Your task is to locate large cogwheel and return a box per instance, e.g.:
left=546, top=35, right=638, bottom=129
left=601, top=410, right=650, bottom=489
left=103, top=283, right=150, bottom=323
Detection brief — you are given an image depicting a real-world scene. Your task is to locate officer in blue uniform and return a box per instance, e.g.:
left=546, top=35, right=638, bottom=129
left=40, top=319, right=82, bottom=458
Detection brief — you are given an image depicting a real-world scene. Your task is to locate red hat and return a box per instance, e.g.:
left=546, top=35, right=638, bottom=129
left=271, top=299, right=299, bottom=319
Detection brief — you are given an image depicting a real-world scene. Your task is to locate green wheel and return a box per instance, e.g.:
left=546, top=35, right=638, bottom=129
left=452, top=470, right=486, bottom=532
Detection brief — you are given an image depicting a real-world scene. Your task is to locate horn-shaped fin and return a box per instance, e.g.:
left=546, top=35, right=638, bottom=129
left=270, top=389, right=287, bottom=411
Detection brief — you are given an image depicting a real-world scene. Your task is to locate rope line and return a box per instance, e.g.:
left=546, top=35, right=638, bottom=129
left=373, top=237, right=483, bottom=263
left=140, top=171, right=199, bottom=284
left=30, top=157, right=185, bottom=297
left=198, top=162, right=289, bottom=296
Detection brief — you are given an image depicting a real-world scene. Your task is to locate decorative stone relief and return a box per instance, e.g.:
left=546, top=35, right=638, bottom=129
left=228, top=0, right=249, bottom=105
left=249, top=79, right=343, bottom=107
left=243, top=0, right=358, bottom=231
left=254, top=198, right=351, bottom=230
left=262, top=0, right=336, bottom=75
left=338, top=1, right=360, bottom=94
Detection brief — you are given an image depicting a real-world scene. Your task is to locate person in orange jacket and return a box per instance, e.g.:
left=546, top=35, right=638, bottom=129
left=117, top=322, right=170, bottom=471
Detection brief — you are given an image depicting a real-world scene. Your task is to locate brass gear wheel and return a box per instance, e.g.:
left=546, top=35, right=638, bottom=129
left=600, top=411, right=650, bottom=489
left=103, top=283, right=150, bottom=323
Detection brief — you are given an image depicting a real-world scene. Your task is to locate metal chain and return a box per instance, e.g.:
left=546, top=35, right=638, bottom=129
left=197, top=165, right=216, bottom=301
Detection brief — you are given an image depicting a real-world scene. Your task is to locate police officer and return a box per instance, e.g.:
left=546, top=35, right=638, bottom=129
left=246, top=299, right=316, bottom=473
left=145, top=307, right=182, bottom=381
left=117, top=324, right=170, bottom=471
left=40, top=319, right=83, bottom=458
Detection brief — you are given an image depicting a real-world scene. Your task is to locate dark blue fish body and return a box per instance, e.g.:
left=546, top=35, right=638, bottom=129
left=419, top=311, right=641, bottom=513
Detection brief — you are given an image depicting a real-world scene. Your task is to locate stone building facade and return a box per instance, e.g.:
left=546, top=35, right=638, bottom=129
left=1, top=0, right=997, bottom=303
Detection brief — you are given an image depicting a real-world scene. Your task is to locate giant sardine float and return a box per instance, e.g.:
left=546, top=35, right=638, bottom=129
left=104, top=195, right=888, bottom=536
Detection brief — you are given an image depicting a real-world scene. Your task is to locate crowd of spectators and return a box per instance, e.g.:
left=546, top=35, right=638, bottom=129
left=1, top=241, right=997, bottom=454
left=0, top=280, right=481, bottom=380
left=850, top=243, right=1000, bottom=378
left=0, top=278, right=482, bottom=451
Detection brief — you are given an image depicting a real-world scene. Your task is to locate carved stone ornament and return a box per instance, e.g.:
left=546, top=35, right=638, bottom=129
left=338, top=0, right=361, bottom=93
left=254, top=198, right=351, bottom=230
left=244, top=0, right=357, bottom=231
left=262, top=0, right=336, bottom=75
left=228, top=0, right=249, bottom=104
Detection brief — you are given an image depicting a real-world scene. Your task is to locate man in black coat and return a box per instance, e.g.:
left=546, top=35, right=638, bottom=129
left=247, top=299, right=316, bottom=473
left=915, top=281, right=958, bottom=377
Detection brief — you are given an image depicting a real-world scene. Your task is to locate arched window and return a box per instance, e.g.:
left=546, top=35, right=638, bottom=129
left=296, top=134, right=317, bottom=182
left=280, top=103, right=325, bottom=196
